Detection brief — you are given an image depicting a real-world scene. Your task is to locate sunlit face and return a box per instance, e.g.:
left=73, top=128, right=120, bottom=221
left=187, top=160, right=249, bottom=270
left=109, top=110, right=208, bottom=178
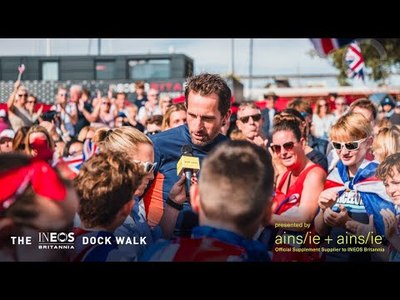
left=317, top=100, right=328, bottom=113
left=332, top=136, right=371, bottom=167
left=132, top=143, right=155, bottom=197
left=16, top=88, right=28, bottom=106
left=186, top=91, right=230, bottom=146
left=383, top=167, right=400, bottom=205
left=271, top=130, right=303, bottom=169
left=382, top=104, right=393, bottom=113
left=56, top=89, right=68, bottom=105
left=0, top=138, right=13, bottom=153
left=115, top=94, right=125, bottom=108
left=168, top=110, right=187, bottom=129
left=68, top=142, right=83, bottom=157
left=265, top=97, right=275, bottom=109
left=237, top=107, right=263, bottom=140
left=100, top=98, right=111, bottom=112
left=69, top=88, right=80, bottom=103
left=26, top=96, right=36, bottom=109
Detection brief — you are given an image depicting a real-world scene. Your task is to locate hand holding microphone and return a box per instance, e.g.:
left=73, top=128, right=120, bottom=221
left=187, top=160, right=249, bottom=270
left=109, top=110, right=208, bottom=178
left=177, top=145, right=200, bottom=199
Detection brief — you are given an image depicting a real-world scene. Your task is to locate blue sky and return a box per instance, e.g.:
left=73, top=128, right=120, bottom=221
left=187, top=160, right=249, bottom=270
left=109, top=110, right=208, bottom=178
left=0, top=38, right=389, bottom=88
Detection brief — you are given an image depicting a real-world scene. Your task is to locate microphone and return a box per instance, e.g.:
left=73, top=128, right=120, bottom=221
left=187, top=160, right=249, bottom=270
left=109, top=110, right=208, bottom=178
left=177, top=145, right=200, bottom=199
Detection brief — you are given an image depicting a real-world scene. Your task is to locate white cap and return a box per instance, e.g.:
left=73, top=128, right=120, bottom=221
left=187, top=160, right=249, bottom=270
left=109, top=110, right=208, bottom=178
left=0, top=129, right=15, bottom=140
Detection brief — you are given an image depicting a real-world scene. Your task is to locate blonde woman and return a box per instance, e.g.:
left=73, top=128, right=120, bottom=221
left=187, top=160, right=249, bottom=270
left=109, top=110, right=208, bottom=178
left=372, top=126, right=400, bottom=162
left=24, top=125, right=55, bottom=163
left=161, top=103, right=187, bottom=131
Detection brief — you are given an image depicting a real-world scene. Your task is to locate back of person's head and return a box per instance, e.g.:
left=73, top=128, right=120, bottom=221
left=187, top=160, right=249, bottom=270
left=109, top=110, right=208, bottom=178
left=12, top=126, right=30, bottom=152
left=184, top=73, right=231, bottom=116
left=196, top=140, right=274, bottom=236
left=135, top=80, right=145, bottom=90
left=74, top=151, right=144, bottom=229
left=287, top=98, right=313, bottom=116
left=372, top=126, right=400, bottom=162
left=94, top=127, right=152, bottom=155
left=229, top=128, right=246, bottom=141
left=349, top=98, right=378, bottom=121
left=0, top=153, right=78, bottom=231
left=330, top=111, right=372, bottom=141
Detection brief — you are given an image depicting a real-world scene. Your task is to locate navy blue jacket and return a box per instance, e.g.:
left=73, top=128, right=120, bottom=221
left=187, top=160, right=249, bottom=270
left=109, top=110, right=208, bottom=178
left=143, top=124, right=228, bottom=234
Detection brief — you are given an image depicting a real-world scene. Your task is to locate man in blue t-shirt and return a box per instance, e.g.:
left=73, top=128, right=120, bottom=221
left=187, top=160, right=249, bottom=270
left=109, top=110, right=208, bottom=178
left=143, top=73, right=232, bottom=236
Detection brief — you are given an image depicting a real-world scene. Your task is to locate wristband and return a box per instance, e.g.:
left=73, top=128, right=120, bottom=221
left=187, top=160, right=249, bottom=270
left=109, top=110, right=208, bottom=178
left=166, top=197, right=183, bottom=211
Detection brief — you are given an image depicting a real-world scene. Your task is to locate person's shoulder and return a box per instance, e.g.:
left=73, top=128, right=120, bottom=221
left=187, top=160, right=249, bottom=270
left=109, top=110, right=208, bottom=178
left=151, top=125, right=187, bottom=143
left=306, top=163, right=327, bottom=180
left=214, top=132, right=229, bottom=143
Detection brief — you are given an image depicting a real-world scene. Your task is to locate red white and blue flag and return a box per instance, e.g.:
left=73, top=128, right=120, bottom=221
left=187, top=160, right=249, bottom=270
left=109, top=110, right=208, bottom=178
left=345, top=41, right=365, bottom=81
left=324, top=159, right=395, bottom=235
left=310, top=38, right=354, bottom=57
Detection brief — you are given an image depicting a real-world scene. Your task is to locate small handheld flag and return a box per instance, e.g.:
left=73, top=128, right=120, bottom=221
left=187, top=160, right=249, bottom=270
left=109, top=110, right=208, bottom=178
left=17, top=64, right=25, bottom=81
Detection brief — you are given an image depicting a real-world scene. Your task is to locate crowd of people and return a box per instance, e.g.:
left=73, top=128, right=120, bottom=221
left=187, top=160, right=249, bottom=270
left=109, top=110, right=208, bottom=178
left=0, top=73, right=400, bottom=262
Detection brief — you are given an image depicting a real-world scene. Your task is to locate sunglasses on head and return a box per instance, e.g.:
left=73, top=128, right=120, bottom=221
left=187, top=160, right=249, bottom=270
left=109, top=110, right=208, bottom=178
left=239, top=114, right=262, bottom=123
left=270, top=141, right=296, bottom=153
left=134, top=160, right=157, bottom=174
left=331, top=137, right=368, bottom=151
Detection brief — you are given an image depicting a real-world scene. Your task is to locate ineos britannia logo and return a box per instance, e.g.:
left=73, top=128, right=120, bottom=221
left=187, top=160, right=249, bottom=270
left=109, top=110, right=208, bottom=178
left=38, top=232, right=75, bottom=250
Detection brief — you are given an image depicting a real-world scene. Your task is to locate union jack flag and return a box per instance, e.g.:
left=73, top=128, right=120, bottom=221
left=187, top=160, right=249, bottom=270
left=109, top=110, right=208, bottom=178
left=325, top=159, right=395, bottom=235
left=310, top=38, right=354, bottom=57
left=345, top=41, right=365, bottom=81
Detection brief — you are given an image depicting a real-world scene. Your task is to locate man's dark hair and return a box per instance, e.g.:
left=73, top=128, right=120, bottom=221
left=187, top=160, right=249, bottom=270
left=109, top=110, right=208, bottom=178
left=199, top=140, right=274, bottom=228
left=184, top=73, right=231, bottom=116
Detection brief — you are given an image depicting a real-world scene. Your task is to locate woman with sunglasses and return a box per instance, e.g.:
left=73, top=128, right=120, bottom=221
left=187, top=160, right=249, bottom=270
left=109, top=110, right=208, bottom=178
left=6, top=80, right=35, bottom=132
left=93, top=127, right=187, bottom=260
left=314, top=112, right=395, bottom=261
left=261, top=119, right=326, bottom=262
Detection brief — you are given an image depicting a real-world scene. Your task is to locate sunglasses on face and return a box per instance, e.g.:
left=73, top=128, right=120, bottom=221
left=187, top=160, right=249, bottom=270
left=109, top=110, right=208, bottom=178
left=18, top=94, right=28, bottom=97
left=331, top=137, right=368, bottom=151
left=270, top=141, right=296, bottom=153
left=134, top=160, right=157, bottom=174
left=239, top=114, right=262, bottom=123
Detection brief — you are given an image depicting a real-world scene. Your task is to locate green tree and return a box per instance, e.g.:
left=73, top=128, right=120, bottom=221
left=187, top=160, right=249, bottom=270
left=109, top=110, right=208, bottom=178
left=311, top=39, right=400, bottom=86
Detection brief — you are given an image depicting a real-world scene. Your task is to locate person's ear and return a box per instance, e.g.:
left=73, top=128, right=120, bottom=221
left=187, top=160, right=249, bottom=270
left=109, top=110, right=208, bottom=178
left=190, top=184, right=201, bottom=214
left=300, top=137, right=306, bottom=148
